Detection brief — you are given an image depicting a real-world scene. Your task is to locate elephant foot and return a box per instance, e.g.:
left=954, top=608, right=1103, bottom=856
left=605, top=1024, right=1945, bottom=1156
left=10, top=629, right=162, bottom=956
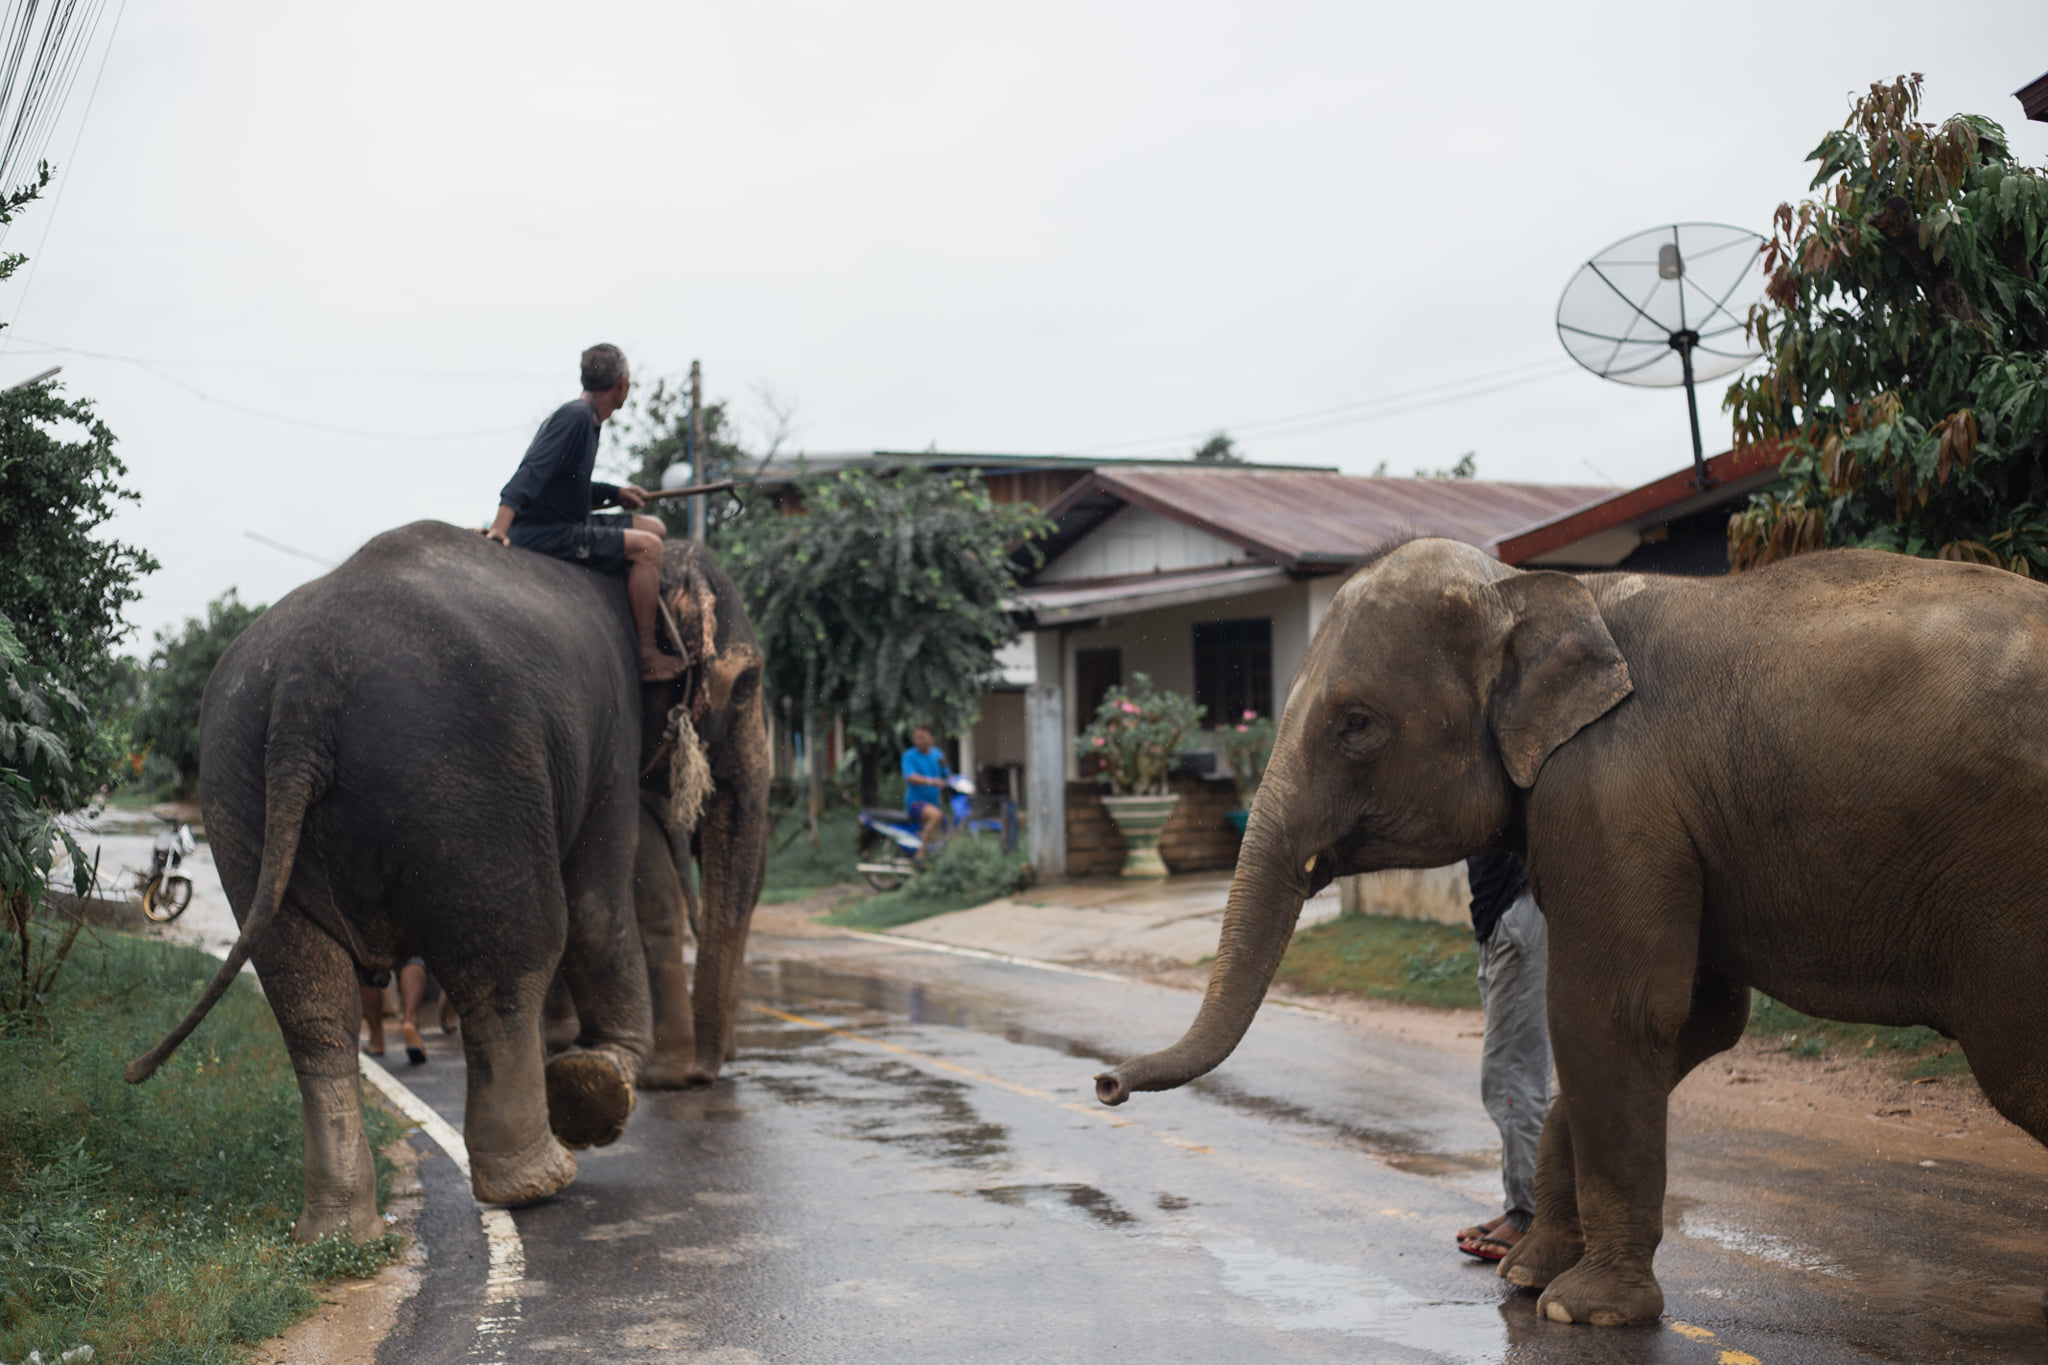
left=1499, top=1221, right=1583, bottom=1290
left=1534, top=1260, right=1664, bottom=1327
left=292, top=1189, right=381, bottom=1245
left=470, top=1127, right=578, bottom=1207
left=545, top=1050, right=637, bottom=1149
left=637, top=1050, right=700, bottom=1090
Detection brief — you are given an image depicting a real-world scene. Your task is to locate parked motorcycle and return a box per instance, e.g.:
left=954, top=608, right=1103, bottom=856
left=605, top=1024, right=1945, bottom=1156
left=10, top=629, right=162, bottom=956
left=855, top=775, right=1014, bottom=892
left=139, top=817, right=197, bottom=922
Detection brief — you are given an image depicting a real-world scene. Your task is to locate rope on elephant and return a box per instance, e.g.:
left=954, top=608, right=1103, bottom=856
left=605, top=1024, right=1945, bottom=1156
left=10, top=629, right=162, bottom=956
left=664, top=704, right=715, bottom=832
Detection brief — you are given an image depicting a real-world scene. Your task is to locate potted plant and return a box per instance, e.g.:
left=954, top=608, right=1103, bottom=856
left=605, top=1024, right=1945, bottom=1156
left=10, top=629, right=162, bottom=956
left=1074, top=673, right=1204, bottom=877
left=1218, top=711, right=1275, bottom=836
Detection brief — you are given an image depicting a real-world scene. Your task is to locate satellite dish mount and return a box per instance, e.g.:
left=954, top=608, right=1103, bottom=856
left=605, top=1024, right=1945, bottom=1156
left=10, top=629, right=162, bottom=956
left=1557, top=224, right=1767, bottom=491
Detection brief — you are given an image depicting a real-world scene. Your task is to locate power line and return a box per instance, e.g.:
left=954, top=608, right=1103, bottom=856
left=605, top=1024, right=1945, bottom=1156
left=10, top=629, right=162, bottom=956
left=8, top=333, right=560, bottom=381
left=0, top=0, right=122, bottom=358
left=1077, top=355, right=1579, bottom=457
left=10, top=334, right=536, bottom=440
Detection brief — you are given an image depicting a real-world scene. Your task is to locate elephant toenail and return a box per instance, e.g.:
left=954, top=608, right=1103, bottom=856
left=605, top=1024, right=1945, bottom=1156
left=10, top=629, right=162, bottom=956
left=1544, top=1301, right=1575, bottom=1324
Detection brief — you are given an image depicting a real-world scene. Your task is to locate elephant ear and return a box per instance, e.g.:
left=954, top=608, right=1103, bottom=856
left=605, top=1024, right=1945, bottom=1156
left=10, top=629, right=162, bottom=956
left=1485, top=572, right=1633, bottom=789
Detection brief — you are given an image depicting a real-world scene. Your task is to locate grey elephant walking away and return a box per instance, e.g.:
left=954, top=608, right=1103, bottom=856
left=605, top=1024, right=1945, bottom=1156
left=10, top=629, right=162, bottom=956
left=1095, top=538, right=2048, bottom=1328
left=127, top=521, right=677, bottom=1241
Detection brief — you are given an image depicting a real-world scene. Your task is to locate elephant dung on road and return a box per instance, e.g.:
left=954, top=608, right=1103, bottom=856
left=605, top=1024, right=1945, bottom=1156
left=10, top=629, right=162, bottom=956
left=1095, top=538, right=2048, bottom=1327
left=125, top=520, right=748, bottom=1241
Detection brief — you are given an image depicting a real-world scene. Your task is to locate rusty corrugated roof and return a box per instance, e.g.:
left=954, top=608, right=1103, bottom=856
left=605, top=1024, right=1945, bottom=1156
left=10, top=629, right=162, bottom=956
left=1066, top=467, right=1613, bottom=571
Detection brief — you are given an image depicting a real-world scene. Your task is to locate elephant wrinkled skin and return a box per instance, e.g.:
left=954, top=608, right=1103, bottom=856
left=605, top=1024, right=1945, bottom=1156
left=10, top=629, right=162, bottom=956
left=125, top=521, right=730, bottom=1240
left=1097, top=538, right=2048, bottom=1327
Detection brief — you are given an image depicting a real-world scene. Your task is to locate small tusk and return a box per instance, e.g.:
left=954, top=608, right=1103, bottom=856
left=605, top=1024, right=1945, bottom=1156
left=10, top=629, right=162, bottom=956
left=1303, top=855, right=1317, bottom=874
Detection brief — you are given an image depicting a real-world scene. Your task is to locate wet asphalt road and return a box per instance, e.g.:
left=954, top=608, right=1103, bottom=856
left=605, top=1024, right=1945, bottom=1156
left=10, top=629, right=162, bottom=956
left=373, top=928, right=2048, bottom=1364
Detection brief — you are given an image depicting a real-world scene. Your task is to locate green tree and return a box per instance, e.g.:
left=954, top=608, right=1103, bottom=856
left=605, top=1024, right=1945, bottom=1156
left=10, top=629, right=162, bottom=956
left=0, top=175, right=155, bottom=800
left=2, top=612, right=90, bottom=920
left=1193, top=431, right=1244, bottom=464
left=130, top=591, right=265, bottom=800
left=1418, top=452, right=1477, bottom=479
left=1727, top=75, right=2048, bottom=572
left=605, top=379, right=797, bottom=533
left=718, top=466, right=1051, bottom=805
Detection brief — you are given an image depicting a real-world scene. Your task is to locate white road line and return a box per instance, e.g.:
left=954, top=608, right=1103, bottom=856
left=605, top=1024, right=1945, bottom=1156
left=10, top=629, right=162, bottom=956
left=360, top=1053, right=525, bottom=1364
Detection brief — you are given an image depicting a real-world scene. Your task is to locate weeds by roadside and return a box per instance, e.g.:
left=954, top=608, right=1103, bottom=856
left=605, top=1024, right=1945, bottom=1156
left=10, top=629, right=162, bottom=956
left=1748, top=995, right=1971, bottom=1080
left=822, top=836, right=1028, bottom=932
left=1273, top=914, right=1482, bottom=1009
left=760, top=810, right=860, bottom=903
left=0, top=928, right=404, bottom=1364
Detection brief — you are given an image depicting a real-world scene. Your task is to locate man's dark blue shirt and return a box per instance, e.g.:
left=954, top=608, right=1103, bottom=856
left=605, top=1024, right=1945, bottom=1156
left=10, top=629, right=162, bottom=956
left=498, top=399, right=621, bottom=530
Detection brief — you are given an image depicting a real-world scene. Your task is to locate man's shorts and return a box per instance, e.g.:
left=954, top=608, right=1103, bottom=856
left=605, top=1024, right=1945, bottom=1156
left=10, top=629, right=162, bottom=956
left=510, top=511, right=634, bottom=575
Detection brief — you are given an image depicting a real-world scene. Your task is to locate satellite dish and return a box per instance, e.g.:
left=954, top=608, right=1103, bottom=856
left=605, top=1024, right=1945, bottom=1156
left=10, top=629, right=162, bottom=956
left=1556, top=222, right=1768, bottom=488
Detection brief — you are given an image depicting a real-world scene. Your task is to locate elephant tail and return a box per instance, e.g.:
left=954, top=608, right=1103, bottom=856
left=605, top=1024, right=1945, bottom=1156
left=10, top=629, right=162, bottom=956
left=125, top=750, right=324, bottom=1084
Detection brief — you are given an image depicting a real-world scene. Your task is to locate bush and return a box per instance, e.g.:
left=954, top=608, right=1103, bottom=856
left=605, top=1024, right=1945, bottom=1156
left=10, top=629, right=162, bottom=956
left=823, top=833, right=1027, bottom=932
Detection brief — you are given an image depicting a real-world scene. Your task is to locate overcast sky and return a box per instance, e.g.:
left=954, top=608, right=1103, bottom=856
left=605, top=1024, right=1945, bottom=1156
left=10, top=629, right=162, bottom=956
left=4, top=1, right=2044, bottom=645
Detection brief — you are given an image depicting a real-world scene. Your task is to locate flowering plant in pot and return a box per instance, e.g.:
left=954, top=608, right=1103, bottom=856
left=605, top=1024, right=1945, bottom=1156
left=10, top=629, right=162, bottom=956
left=1218, top=711, right=1275, bottom=834
left=1074, top=673, right=1204, bottom=877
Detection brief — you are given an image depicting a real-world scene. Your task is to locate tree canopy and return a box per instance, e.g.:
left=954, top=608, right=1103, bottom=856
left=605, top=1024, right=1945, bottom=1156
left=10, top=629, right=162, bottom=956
left=130, top=590, right=265, bottom=799
left=1192, top=431, right=1244, bottom=464
left=717, top=467, right=1050, bottom=799
left=1727, top=75, right=2048, bottom=572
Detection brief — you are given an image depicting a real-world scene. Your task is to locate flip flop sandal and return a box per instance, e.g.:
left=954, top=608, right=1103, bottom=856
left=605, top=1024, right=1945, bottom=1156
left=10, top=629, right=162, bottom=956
left=1454, top=1215, right=1508, bottom=1244
left=1458, top=1234, right=1516, bottom=1262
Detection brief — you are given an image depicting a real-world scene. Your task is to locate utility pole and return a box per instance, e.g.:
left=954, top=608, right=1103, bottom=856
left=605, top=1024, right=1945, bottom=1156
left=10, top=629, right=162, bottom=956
left=688, top=359, right=707, bottom=543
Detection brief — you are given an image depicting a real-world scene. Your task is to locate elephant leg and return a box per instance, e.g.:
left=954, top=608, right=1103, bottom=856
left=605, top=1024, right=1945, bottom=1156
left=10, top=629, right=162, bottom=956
left=635, top=805, right=699, bottom=1090
left=248, top=910, right=380, bottom=1243
left=423, top=861, right=579, bottom=1207
left=1528, top=880, right=1706, bottom=1328
left=549, top=778, right=653, bottom=1145
left=1500, top=1101, right=1581, bottom=1291
left=1503, top=966, right=1747, bottom=1294
left=541, top=973, right=580, bottom=1054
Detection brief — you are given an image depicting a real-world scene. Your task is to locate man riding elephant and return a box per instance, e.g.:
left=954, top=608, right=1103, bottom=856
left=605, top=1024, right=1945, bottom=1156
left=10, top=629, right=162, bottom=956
left=486, top=342, right=687, bottom=683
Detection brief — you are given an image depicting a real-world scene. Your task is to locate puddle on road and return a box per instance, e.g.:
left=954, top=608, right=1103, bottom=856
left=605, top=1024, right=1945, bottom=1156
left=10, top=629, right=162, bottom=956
left=1676, top=1211, right=1846, bottom=1278
left=1205, top=1237, right=1507, bottom=1362
left=747, top=958, right=1484, bottom=1178
left=973, top=1182, right=1139, bottom=1229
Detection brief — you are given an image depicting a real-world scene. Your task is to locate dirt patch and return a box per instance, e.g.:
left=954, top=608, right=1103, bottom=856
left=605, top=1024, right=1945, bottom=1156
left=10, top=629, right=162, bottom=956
left=244, top=1114, right=426, bottom=1365
left=753, top=883, right=866, bottom=938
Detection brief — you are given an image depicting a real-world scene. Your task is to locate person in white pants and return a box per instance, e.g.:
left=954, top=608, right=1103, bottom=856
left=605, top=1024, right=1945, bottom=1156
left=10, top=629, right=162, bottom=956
left=1456, top=849, right=1551, bottom=1261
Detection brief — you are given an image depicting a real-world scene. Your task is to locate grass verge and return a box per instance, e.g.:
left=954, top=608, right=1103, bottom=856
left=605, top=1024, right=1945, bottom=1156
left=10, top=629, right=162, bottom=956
left=821, top=835, right=1029, bottom=933
left=1274, top=914, right=1973, bottom=1080
left=760, top=810, right=861, bottom=904
left=1, top=927, right=405, bottom=1364
left=1272, top=913, right=1482, bottom=1009
left=1747, top=995, right=1971, bottom=1079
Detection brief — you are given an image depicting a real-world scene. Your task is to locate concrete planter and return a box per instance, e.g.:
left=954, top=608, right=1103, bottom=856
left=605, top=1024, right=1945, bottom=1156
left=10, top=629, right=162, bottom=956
left=1100, top=793, right=1180, bottom=878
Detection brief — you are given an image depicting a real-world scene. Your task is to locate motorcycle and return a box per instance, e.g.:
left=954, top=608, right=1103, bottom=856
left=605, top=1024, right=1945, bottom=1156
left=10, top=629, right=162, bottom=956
left=855, top=775, right=1014, bottom=892
left=139, top=816, right=197, bottom=922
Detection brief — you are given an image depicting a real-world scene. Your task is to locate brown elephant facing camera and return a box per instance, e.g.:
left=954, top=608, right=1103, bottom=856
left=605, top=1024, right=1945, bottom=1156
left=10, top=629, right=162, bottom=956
left=1096, top=537, right=2048, bottom=1327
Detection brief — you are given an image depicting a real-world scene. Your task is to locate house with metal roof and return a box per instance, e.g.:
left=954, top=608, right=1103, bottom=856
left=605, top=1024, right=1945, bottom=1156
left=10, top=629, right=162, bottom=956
left=979, top=463, right=1608, bottom=880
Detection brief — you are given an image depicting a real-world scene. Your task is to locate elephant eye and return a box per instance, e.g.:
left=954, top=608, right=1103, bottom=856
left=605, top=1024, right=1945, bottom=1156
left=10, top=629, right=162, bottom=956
left=1341, top=711, right=1372, bottom=734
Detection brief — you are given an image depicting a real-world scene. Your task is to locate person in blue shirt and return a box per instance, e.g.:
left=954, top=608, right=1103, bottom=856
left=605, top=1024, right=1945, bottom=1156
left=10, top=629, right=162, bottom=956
left=485, top=344, right=686, bottom=682
left=901, top=725, right=952, bottom=844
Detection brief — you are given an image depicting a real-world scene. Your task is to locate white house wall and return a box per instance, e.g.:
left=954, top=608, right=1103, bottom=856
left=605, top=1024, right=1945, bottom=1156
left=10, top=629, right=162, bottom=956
left=1056, top=578, right=1313, bottom=780
left=1035, top=504, right=1255, bottom=583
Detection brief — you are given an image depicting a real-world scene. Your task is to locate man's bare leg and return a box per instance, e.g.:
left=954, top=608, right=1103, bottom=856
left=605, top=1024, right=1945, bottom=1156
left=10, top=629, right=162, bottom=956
left=399, top=960, right=428, bottom=1066
left=624, top=528, right=688, bottom=681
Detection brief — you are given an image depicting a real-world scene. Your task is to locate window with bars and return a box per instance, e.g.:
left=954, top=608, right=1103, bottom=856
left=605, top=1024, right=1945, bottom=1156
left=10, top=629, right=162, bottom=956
left=1193, top=618, right=1272, bottom=724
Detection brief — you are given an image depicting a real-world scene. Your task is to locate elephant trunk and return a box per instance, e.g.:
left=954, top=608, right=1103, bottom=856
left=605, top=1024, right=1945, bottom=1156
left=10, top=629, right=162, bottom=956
left=687, top=720, right=770, bottom=1081
left=1094, top=811, right=1308, bottom=1105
